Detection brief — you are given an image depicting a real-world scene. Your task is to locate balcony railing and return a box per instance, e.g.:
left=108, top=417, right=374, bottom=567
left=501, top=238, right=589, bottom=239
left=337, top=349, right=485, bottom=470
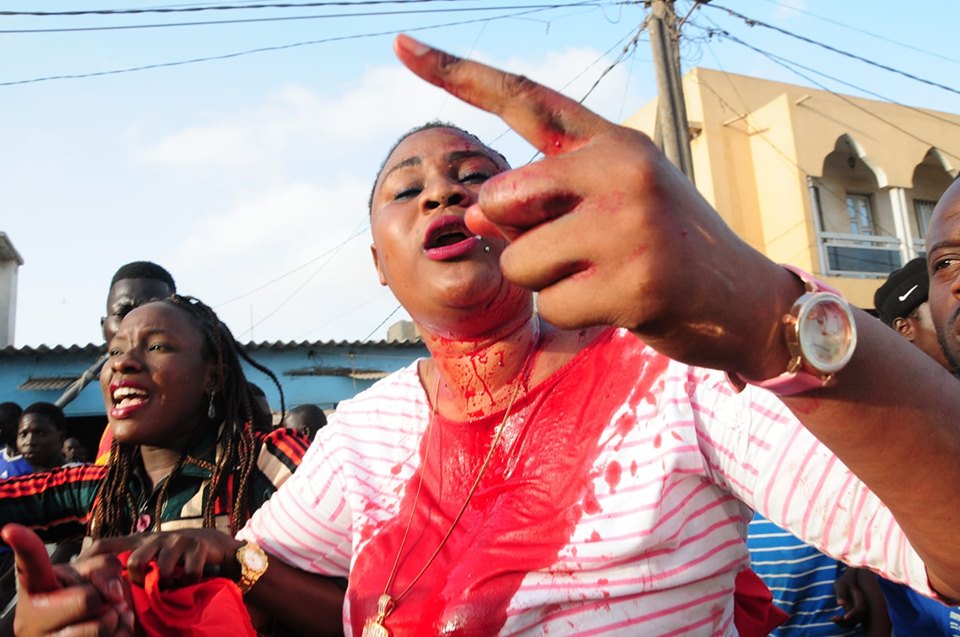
left=819, top=232, right=902, bottom=275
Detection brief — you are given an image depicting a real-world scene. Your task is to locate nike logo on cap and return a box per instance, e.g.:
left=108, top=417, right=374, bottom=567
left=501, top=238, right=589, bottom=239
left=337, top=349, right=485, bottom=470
left=898, top=284, right=919, bottom=302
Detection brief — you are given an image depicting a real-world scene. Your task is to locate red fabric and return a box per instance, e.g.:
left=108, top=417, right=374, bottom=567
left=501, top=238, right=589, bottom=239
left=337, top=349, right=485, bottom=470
left=733, top=567, right=788, bottom=637
left=120, top=552, right=256, bottom=637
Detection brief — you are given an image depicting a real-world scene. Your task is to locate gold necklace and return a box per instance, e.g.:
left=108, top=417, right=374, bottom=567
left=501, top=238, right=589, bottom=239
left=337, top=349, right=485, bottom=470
left=363, top=326, right=538, bottom=637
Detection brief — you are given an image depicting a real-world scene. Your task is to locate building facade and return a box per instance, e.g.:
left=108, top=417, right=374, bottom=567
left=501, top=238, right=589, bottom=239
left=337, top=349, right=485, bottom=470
left=625, top=67, right=960, bottom=308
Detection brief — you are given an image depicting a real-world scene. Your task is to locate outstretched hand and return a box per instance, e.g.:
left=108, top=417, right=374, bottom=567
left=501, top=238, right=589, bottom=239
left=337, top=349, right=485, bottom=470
left=2, top=524, right=134, bottom=637
left=392, top=35, right=801, bottom=379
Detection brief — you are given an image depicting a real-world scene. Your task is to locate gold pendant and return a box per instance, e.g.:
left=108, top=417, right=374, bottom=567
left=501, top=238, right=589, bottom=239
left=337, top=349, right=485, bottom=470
left=362, top=594, right=394, bottom=637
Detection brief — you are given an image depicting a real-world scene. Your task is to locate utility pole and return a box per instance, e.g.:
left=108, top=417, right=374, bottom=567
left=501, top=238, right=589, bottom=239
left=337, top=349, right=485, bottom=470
left=648, top=0, right=695, bottom=181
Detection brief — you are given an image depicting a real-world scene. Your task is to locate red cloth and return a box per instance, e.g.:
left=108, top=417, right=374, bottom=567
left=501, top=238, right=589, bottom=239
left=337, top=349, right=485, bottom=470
left=733, top=567, right=789, bottom=637
left=120, top=552, right=256, bottom=637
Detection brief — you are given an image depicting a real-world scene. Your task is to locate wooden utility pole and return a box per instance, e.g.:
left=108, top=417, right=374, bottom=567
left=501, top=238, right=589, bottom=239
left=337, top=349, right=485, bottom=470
left=648, top=0, right=695, bottom=180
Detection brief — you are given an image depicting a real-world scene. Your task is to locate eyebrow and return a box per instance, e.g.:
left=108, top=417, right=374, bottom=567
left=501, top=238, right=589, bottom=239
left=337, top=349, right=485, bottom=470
left=110, top=326, right=174, bottom=345
left=381, top=156, right=422, bottom=182
left=928, top=239, right=960, bottom=254
left=446, top=149, right=496, bottom=164
left=381, top=149, right=499, bottom=182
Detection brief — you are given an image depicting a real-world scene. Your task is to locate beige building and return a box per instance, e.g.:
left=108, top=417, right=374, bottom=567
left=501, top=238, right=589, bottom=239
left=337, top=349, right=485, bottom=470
left=624, top=67, right=960, bottom=309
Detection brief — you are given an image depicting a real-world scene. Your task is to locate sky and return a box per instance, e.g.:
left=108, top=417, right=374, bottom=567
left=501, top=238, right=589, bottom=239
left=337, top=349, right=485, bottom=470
left=4, top=0, right=960, bottom=348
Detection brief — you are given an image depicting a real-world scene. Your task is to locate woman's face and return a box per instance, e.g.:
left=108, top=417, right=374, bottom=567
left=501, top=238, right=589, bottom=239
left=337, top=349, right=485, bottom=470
left=370, top=127, right=531, bottom=336
left=100, top=301, right=214, bottom=448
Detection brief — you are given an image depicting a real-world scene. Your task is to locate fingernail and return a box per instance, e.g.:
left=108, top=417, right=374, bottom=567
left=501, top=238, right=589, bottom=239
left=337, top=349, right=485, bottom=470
left=400, top=35, right=430, bottom=57
left=124, top=610, right=136, bottom=629
left=108, top=578, right=123, bottom=600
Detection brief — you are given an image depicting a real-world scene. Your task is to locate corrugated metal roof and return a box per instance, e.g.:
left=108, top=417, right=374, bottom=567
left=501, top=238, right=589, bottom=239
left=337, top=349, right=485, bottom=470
left=0, top=337, right=424, bottom=358
left=19, top=376, right=78, bottom=391
left=284, top=366, right=392, bottom=379
left=0, top=233, right=24, bottom=265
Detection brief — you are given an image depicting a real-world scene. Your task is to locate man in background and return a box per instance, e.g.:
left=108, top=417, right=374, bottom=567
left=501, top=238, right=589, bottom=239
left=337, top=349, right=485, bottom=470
left=874, top=257, right=954, bottom=373
left=17, top=402, right=66, bottom=473
left=55, top=261, right=176, bottom=464
left=873, top=256, right=960, bottom=637
left=0, top=403, right=30, bottom=479
left=284, top=403, right=327, bottom=442
left=61, top=437, right=91, bottom=464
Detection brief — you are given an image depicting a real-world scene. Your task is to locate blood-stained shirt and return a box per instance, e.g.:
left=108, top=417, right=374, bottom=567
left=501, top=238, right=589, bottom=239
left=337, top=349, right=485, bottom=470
left=239, top=328, right=932, bottom=636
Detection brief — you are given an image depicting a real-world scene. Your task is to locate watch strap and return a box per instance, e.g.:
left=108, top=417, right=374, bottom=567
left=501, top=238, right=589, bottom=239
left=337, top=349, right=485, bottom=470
left=781, top=263, right=842, bottom=296
left=740, top=367, right=829, bottom=396
left=729, top=264, right=849, bottom=396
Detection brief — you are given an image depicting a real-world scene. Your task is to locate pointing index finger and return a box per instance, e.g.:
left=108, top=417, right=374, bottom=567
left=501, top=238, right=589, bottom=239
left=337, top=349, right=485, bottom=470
left=393, top=34, right=611, bottom=156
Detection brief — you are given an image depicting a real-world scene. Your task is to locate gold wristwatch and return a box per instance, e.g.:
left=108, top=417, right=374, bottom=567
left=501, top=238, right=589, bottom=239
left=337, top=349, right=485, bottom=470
left=235, top=542, right=269, bottom=595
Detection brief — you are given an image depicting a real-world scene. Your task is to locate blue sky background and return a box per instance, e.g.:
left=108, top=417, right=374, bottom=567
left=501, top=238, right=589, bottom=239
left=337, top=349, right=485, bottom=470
left=3, top=0, right=960, bottom=347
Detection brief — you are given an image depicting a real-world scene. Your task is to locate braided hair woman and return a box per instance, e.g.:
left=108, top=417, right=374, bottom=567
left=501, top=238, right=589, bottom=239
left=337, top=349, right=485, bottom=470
left=0, top=295, right=313, bottom=634
left=89, top=294, right=295, bottom=540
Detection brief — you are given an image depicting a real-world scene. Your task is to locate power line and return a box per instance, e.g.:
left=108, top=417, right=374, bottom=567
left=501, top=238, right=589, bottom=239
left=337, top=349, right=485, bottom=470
left=233, top=226, right=360, bottom=339
left=0, top=0, right=505, bottom=17
left=703, top=3, right=960, bottom=98
left=756, top=0, right=960, bottom=66
left=686, top=19, right=960, bottom=134
left=0, top=5, right=574, bottom=87
left=362, top=304, right=403, bottom=341
left=706, top=26, right=960, bottom=163
left=215, top=224, right=368, bottom=308
left=576, top=19, right=647, bottom=105
left=0, top=1, right=607, bottom=33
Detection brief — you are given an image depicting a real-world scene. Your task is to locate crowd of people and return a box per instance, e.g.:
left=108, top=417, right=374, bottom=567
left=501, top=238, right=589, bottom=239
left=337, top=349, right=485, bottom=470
left=0, top=34, right=960, bottom=637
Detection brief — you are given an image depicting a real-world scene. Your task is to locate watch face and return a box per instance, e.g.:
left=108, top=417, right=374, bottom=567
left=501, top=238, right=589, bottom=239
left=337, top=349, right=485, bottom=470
left=243, top=547, right=267, bottom=571
left=797, top=293, right=857, bottom=373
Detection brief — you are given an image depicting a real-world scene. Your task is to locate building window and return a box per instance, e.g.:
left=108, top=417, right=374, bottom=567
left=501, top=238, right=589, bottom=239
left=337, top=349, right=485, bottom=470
left=845, top=194, right=875, bottom=235
left=914, top=199, right=936, bottom=239
left=811, top=184, right=902, bottom=276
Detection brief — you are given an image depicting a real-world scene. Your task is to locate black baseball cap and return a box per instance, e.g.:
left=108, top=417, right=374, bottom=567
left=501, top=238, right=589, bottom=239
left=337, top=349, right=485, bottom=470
left=874, top=257, right=928, bottom=326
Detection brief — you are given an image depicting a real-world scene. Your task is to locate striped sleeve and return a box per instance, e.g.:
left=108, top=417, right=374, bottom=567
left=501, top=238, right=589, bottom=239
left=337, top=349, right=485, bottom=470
left=247, top=427, right=311, bottom=513
left=0, top=465, right=105, bottom=542
left=691, top=370, right=932, bottom=596
left=238, top=431, right=353, bottom=577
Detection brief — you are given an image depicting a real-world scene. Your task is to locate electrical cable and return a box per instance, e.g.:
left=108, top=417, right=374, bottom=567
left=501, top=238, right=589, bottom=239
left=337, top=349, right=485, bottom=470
left=361, top=304, right=403, bottom=341
left=703, top=3, right=960, bottom=97
left=0, top=4, right=579, bottom=86
left=755, top=0, right=960, bottom=65
left=1, top=0, right=526, bottom=17
left=0, top=1, right=607, bottom=33
left=710, top=27, right=960, bottom=163
left=215, top=223, right=367, bottom=309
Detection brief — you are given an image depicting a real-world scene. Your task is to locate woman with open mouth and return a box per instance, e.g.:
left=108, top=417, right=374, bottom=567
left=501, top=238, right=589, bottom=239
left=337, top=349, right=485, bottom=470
left=0, top=295, right=322, bottom=635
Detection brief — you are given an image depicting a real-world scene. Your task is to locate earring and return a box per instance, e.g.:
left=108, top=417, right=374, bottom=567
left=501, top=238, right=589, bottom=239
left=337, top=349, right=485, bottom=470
left=207, top=391, right=217, bottom=420
left=483, top=244, right=492, bottom=253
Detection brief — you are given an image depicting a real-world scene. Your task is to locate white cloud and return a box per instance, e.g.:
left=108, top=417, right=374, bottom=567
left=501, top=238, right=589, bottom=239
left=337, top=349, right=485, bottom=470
left=137, top=45, right=644, bottom=343
left=9, top=44, right=642, bottom=347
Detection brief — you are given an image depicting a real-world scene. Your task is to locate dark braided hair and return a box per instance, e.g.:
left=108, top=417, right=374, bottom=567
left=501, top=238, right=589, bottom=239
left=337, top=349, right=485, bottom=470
left=90, top=295, right=286, bottom=539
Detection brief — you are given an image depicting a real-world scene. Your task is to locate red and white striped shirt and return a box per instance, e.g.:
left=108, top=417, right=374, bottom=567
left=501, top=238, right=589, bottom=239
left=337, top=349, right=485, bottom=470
left=240, top=328, right=929, bottom=636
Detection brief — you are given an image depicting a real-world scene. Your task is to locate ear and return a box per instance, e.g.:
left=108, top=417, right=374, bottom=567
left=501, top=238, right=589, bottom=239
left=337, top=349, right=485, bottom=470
left=894, top=317, right=917, bottom=342
left=370, top=243, right=388, bottom=287
left=203, top=362, right=225, bottom=394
